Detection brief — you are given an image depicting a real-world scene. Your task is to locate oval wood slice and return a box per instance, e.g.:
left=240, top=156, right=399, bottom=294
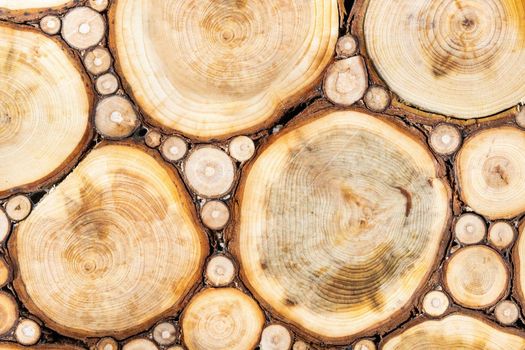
left=382, top=313, right=525, bottom=350
left=8, top=143, right=208, bottom=340
left=232, top=108, right=450, bottom=343
left=0, top=22, right=92, bottom=198
left=109, top=0, right=339, bottom=140
left=363, top=0, right=525, bottom=119
left=0, top=0, right=79, bottom=21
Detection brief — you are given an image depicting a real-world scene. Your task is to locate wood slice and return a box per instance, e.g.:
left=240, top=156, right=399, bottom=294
left=205, top=255, right=235, bottom=287
left=232, top=109, right=450, bottom=343
left=200, top=201, right=230, bottom=231
left=40, top=15, right=61, bottom=35
left=0, top=208, right=10, bottom=243
left=516, top=108, right=525, bottom=128
left=444, top=245, right=508, bottom=309
left=0, top=257, right=10, bottom=288
left=95, top=96, right=139, bottom=139
left=0, top=1, right=78, bottom=22
left=144, top=130, right=162, bottom=149
left=323, top=56, right=368, bottom=106
left=0, top=343, right=83, bottom=350
left=160, top=136, right=187, bottom=162
left=488, top=221, right=516, bottom=250
left=184, top=147, right=235, bottom=198
left=429, top=124, right=462, bottom=156
left=5, top=195, right=32, bottom=222
left=0, top=22, right=92, bottom=198
left=421, top=290, right=449, bottom=317
left=96, top=338, right=118, bottom=350
left=122, top=339, right=157, bottom=350
left=8, top=143, right=208, bottom=339
left=153, top=322, right=177, bottom=346
left=494, top=300, right=520, bottom=325
left=353, top=339, right=376, bottom=350
left=95, top=73, right=119, bottom=95
left=292, top=341, right=309, bottom=350
left=228, top=136, right=255, bottom=162
left=181, top=288, right=264, bottom=350
left=62, top=7, right=105, bottom=50
left=454, top=213, right=486, bottom=245
left=84, top=47, right=112, bottom=75
left=512, top=222, right=525, bottom=310
left=88, top=0, right=108, bottom=12
left=363, top=0, right=525, bottom=119
left=109, top=0, right=339, bottom=140
left=363, top=85, right=390, bottom=113
left=335, top=35, right=358, bottom=58
left=260, top=324, right=292, bottom=350
left=382, top=313, right=525, bottom=349
left=15, top=319, right=41, bottom=345
left=0, top=292, right=17, bottom=336
left=456, top=127, right=525, bottom=219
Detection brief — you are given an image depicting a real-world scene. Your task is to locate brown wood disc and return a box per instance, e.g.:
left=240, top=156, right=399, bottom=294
left=488, top=221, right=516, bottom=250
left=40, top=15, right=61, bottom=35
left=61, top=7, right=105, bottom=50
left=5, top=195, right=31, bottom=222
left=421, top=290, right=449, bottom=317
left=153, top=322, right=177, bottom=346
left=160, top=136, right=187, bottom=162
left=363, top=85, right=390, bottom=113
left=494, top=300, right=520, bottom=325
left=323, top=56, right=368, bottom=106
left=15, top=319, right=41, bottom=345
left=0, top=292, right=18, bottom=336
left=84, top=47, right=112, bottom=75
left=429, top=124, right=462, bottom=156
left=95, top=96, right=139, bottom=139
left=95, top=73, right=119, bottom=95
left=200, top=201, right=230, bottom=230
left=454, top=213, right=486, bottom=245
left=336, top=35, right=359, bottom=58
left=260, top=324, right=292, bottom=350
left=145, top=130, right=162, bottom=149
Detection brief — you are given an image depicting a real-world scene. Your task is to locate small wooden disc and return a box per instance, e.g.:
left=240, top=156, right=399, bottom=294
left=336, top=35, right=358, bottom=58
left=97, top=337, right=118, bottom=350
left=84, top=47, right=112, bottom=75
left=0, top=257, right=10, bottom=288
left=292, top=341, right=309, bottom=350
left=153, top=322, right=177, bottom=346
left=184, top=147, right=235, bottom=198
left=454, top=213, right=486, bottom=245
left=228, top=136, right=255, bottom=162
left=205, top=255, right=235, bottom=287
left=353, top=339, right=376, bottom=350
left=167, top=346, right=184, bottom=350
left=363, top=85, right=391, bottom=113
left=123, top=339, right=158, bottom=350
left=40, top=15, right=61, bottom=35
left=429, top=124, right=462, bottom=156
left=15, top=319, right=41, bottom=345
left=422, top=290, right=449, bottom=317
left=160, top=136, right=188, bottom=162
left=324, top=56, right=368, bottom=106
left=488, top=221, right=515, bottom=250
left=260, top=324, right=292, bottom=350
left=444, top=245, right=508, bottom=309
left=201, top=201, right=230, bottom=230
left=95, top=96, right=139, bottom=139
left=145, top=130, right=162, bottom=148
left=0, top=292, right=18, bottom=335
left=89, top=0, right=109, bottom=12
left=516, top=109, right=525, bottom=129
left=0, top=208, right=10, bottom=243
left=95, top=73, right=119, bottom=95
left=62, top=7, right=105, bottom=50
left=5, top=195, right=32, bottom=221
left=494, top=300, right=520, bottom=325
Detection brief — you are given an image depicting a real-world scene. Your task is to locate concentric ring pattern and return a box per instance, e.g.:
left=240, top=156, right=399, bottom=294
left=110, top=0, right=339, bottom=139
left=364, top=0, right=525, bottom=118
left=234, top=109, right=450, bottom=342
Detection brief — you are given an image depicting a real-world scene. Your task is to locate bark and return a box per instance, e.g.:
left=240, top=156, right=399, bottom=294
left=230, top=108, right=450, bottom=344
left=8, top=143, right=208, bottom=340
left=108, top=0, right=339, bottom=140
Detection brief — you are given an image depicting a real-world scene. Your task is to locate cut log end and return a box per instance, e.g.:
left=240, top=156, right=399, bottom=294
left=0, top=292, right=18, bottom=336
left=184, top=147, right=235, bottom=198
left=454, top=213, right=486, bottom=245
left=444, top=245, right=508, bottom=309
left=96, top=337, right=118, bottom=350
left=95, top=96, right=139, bottom=139
left=336, top=35, right=358, bottom=58
left=363, top=85, right=391, bottom=113
left=144, top=130, right=162, bottom=149
left=84, top=47, right=112, bottom=75
left=5, top=195, right=32, bottom=221
left=323, top=56, right=368, bottom=106
left=89, top=0, right=109, bottom=12
left=494, top=300, right=520, bottom=325
left=200, top=201, right=230, bottom=230
left=429, top=124, right=462, bottom=156
left=228, top=136, right=255, bottom=162
left=181, top=288, right=264, bottom=350
left=0, top=209, right=11, bottom=243
left=0, top=257, right=10, bottom=288
left=62, top=7, right=105, bottom=50
left=292, top=341, right=310, bottom=350
left=422, top=290, right=449, bottom=317
left=353, top=339, right=376, bottom=350
left=95, top=73, right=119, bottom=95
left=260, top=324, right=292, bottom=350
left=488, top=221, right=515, bottom=250
left=153, top=322, right=177, bottom=346
left=15, top=319, right=41, bottom=346
left=160, top=136, right=188, bottom=162
left=205, top=255, right=235, bottom=287
left=40, top=15, right=61, bottom=35
left=123, top=339, right=158, bottom=350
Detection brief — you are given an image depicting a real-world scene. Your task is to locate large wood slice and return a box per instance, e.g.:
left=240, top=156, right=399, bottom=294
left=512, top=221, right=525, bottom=310
left=0, top=343, right=82, bottom=350
left=0, top=1, right=81, bottom=21
left=361, top=0, right=525, bottom=119
left=231, top=108, right=450, bottom=343
left=0, top=22, right=92, bottom=198
left=382, top=314, right=525, bottom=349
left=109, top=0, right=338, bottom=140
left=8, top=143, right=208, bottom=340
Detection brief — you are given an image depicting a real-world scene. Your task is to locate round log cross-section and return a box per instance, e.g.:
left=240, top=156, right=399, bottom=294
left=8, top=143, right=208, bottom=339
left=109, top=0, right=339, bottom=140
left=363, top=0, right=525, bottom=119
left=232, top=109, right=450, bottom=343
